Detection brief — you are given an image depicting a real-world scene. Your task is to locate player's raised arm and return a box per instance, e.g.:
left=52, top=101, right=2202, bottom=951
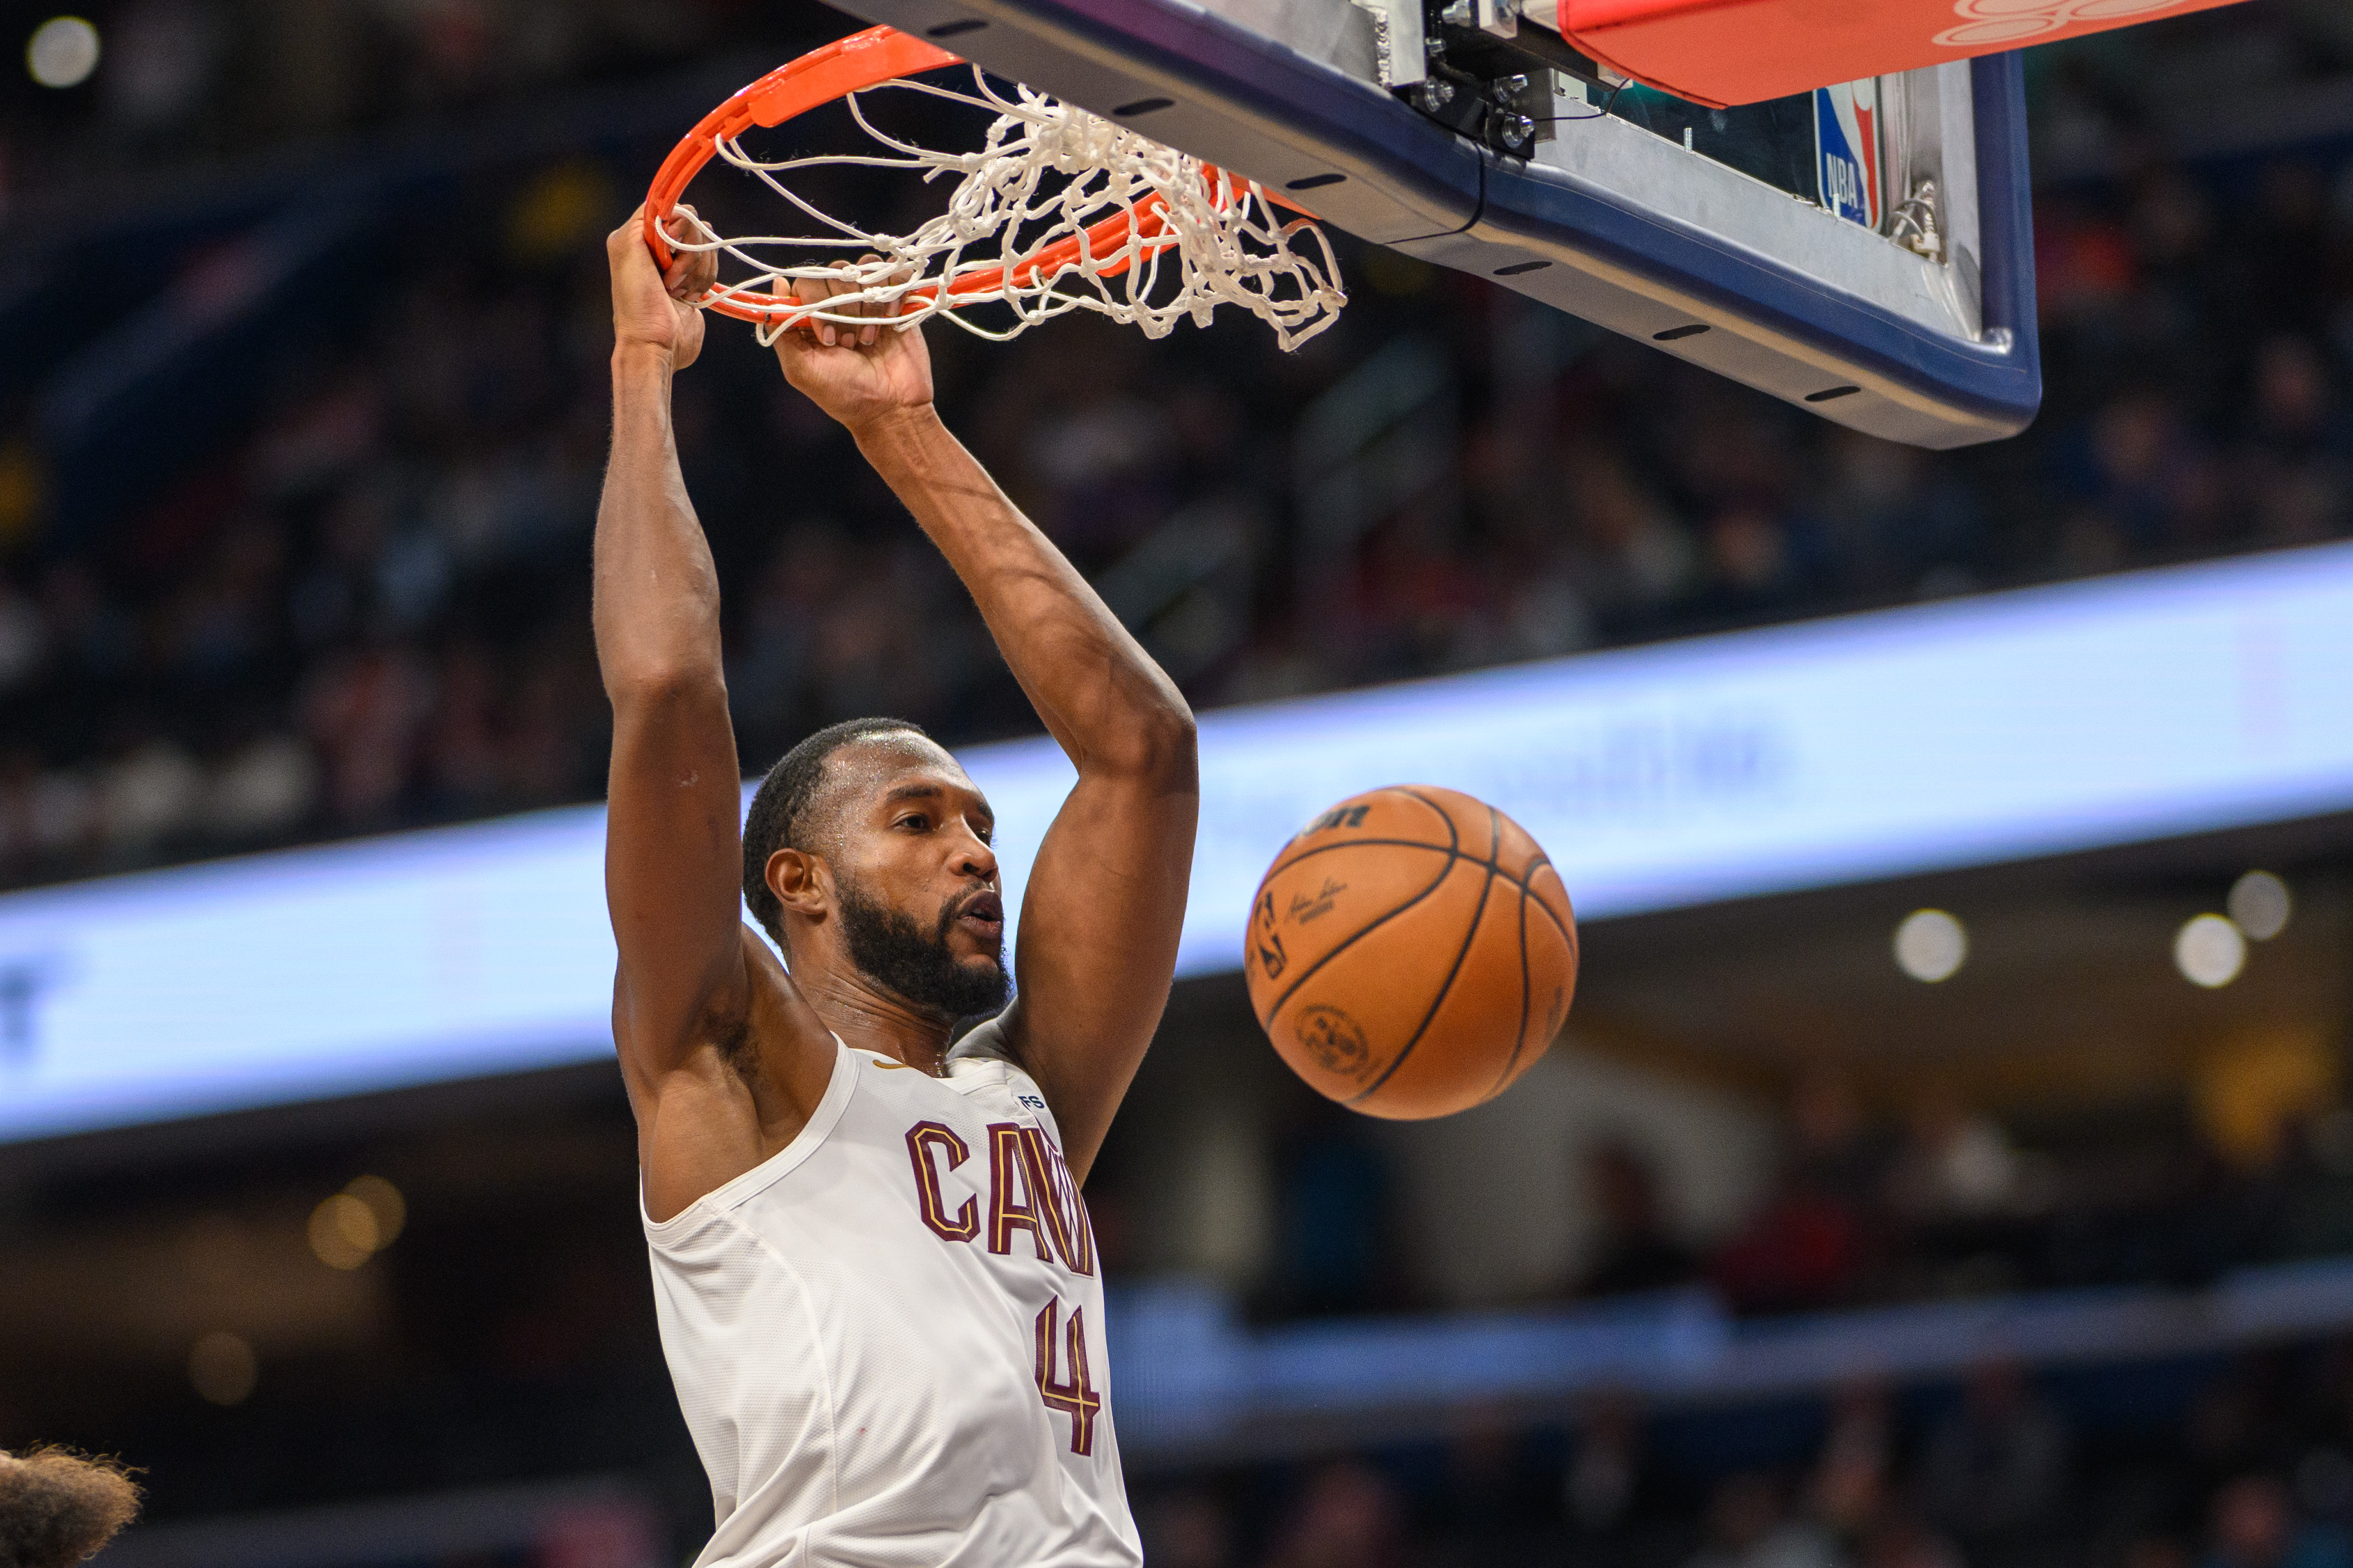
left=595, top=210, right=831, bottom=1207
left=776, top=283, right=1198, bottom=1183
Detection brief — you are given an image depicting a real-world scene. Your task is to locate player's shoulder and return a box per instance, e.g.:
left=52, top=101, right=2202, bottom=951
left=943, top=1013, right=1060, bottom=1135
left=945, top=1010, right=1015, bottom=1070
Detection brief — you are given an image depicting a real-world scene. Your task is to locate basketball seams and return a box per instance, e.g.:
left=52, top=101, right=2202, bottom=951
left=1496, top=868, right=1576, bottom=1101
left=1481, top=881, right=1535, bottom=1104
left=1265, top=785, right=1459, bottom=878
left=1265, top=837, right=1463, bottom=874
left=1347, top=802, right=1503, bottom=1107
left=1521, top=855, right=1577, bottom=957
left=1492, top=1049, right=1540, bottom=1102
left=1397, top=786, right=1489, bottom=861
left=1255, top=845, right=1462, bottom=1021
left=1424, top=837, right=1569, bottom=933
left=1252, top=789, right=1464, bottom=1022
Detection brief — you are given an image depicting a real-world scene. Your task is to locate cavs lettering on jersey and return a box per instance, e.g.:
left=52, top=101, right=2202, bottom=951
left=643, top=1017, right=1142, bottom=1568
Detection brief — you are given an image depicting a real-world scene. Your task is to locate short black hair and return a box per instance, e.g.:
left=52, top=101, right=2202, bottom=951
left=743, top=716, right=932, bottom=946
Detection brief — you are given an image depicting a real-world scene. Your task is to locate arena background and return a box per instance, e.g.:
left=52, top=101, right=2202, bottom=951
left=7, top=2, right=2353, bottom=1565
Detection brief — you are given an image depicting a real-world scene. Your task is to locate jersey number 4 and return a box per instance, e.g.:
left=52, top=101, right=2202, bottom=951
left=1034, top=1300, right=1101, bottom=1456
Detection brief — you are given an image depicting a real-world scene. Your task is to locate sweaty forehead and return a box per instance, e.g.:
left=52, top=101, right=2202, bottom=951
left=810, top=733, right=983, bottom=830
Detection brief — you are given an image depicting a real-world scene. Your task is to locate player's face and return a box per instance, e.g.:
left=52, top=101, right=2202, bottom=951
left=827, top=742, right=1007, bottom=1013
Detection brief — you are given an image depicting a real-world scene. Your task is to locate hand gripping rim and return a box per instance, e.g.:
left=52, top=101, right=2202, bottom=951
left=642, top=24, right=1198, bottom=327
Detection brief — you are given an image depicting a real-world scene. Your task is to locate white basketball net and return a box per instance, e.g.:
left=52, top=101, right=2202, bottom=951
left=671, top=69, right=1347, bottom=351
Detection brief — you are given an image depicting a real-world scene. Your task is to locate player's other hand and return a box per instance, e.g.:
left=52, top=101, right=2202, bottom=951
left=608, top=204, right=716, bottom=371
left=772, top=261, right=936, bottom=436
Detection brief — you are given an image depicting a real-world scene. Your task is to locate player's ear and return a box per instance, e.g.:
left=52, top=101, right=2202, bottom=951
left=768, top=847, right=830, bottom=920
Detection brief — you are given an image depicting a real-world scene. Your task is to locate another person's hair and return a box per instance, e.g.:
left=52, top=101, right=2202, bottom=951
left=0, top=1446, right=143, bottom=1567
left=742, top=716, right=932, bottom=945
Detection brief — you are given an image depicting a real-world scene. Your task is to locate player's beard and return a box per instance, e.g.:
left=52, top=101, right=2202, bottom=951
left=836, top=880, right=1010, bottom=1022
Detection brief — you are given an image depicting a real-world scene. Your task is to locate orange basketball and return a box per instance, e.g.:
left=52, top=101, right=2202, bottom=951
left=1242, top=785, right=1579, bottom=1120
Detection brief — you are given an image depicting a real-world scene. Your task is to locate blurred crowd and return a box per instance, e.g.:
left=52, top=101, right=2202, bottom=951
left=0, top=9, right=2351, bottom=888
left=4, top=136, right=2352, bottom=889
left=1594, top=1072, right=2353, bottom=1315
left=0, top=0, right=764, bottom=212
left=1239, top=1055, right=2353, bottom=1326
left=1134, top=1339, right=2353, bottom=1568
left=9, top=14, right=2353, bottom=1567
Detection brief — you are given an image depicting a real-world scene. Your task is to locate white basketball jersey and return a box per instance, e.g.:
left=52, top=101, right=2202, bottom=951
left=641, top=1018, right=1142, bottom=1568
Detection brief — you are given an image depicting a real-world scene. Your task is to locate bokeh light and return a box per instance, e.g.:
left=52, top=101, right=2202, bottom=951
left=309, top=1176, right=405, bottom=1268
left=1893, top=909, right=1967, bottom=982
left=189, top=1331, right=256, bottom=1405
left=2175, top=913, right=2246, bottom=988
left=26, top=16, right=99, bottom=88
left=345, top=1174, right=407, bottom=1245
left=309, top=1193, right=377, bottom=1270
left=2228, top=870, right=2292, bottom=941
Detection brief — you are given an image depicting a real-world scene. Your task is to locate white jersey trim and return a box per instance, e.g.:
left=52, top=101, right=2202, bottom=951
left=943, top=1013, right=1068, bottom=1150
left=638, top=1035, right=859, bottom=1236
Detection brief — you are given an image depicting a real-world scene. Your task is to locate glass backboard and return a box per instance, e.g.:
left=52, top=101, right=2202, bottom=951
left=828, top=0, right=2040, bottom=448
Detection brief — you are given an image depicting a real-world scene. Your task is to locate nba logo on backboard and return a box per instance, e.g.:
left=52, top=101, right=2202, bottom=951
left=1814, top=80, right=1881, bottom=230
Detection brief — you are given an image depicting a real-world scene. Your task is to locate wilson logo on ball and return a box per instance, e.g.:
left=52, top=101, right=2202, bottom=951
left=1303, top=803, right=1371, bottom=836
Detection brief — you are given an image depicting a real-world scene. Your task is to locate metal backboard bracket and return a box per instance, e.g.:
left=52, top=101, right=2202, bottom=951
left=820, top=0, right=2040, bottom=448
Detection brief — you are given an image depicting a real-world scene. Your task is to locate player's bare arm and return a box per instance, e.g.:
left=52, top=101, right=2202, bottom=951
left=776, top=275, right=1200, bottom=1184
left=595, top=207, right=836, bottom=1222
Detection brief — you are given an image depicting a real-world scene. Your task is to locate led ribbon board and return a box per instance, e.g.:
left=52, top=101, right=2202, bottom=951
left=5, top=540, right=2353, bottom=1142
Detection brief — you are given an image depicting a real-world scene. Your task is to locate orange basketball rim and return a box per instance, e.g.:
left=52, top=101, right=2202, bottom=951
left=644, top=25, right=1252, bottom=327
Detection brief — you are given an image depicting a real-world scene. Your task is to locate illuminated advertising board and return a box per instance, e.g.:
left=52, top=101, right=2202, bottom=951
left=5, top=540, right=2352, bottom=1142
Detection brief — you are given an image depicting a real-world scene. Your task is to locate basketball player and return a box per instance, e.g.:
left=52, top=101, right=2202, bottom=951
left=0, top=1446, right=142, bottom=1567
left=597, top=207, right=1196, bottom=1566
